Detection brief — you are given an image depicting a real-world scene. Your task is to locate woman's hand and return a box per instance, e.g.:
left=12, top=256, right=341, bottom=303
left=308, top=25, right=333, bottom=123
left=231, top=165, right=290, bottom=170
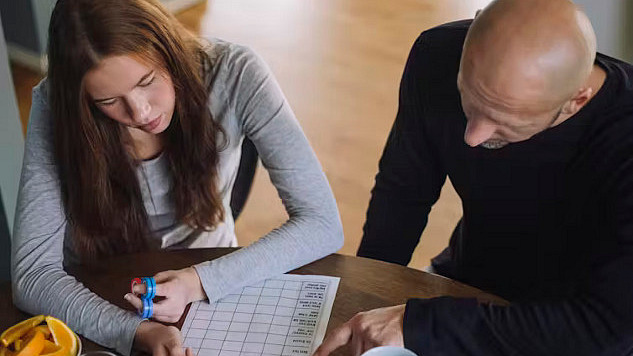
left=125, top=267, right=207, bottom=323
left=134, top=321, right=194, bottom=356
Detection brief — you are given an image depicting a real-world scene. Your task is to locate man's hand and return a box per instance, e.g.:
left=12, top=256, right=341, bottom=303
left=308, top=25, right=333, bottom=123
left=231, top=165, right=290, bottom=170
left=313, top=304, right=406, bottom=356
left=125, top=267, right=207, bottom=323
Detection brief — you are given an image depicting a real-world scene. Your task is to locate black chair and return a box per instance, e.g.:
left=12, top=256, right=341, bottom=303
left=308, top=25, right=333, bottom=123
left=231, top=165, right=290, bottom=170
left=230, top=137, right=259, bottom=221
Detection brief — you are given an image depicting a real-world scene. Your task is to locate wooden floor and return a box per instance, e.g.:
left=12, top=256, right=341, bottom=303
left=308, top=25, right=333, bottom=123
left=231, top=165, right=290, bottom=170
left=11, top=0, right=492, bottom=269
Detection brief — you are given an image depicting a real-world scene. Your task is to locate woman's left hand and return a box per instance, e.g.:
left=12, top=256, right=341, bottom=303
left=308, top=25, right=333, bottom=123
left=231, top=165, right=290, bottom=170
left=125, top=267, right=207, bottom=323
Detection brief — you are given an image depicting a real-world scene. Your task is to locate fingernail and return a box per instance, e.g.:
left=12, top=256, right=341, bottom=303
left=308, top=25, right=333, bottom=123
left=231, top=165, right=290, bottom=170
left=124, top=294, right=131, bottom=300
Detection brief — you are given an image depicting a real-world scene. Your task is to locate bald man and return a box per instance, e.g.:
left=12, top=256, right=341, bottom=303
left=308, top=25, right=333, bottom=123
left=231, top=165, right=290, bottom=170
left=315, top=0, right=633, bottom=355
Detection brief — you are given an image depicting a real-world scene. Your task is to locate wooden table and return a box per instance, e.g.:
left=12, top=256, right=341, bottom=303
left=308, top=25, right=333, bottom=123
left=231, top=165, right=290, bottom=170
left=0, top=249, right=506, bottom=355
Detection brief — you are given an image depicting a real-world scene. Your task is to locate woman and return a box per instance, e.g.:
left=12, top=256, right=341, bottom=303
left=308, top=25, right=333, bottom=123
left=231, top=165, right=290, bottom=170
left=11, top=0, right=343, bottom=355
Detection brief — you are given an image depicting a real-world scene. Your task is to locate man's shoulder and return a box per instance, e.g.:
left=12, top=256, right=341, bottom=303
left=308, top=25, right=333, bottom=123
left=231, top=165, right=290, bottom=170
left=588, top=54, right=633, bottom=142
left=404, top=20, right=471, bottom=102
left=414, top=19, right=472, bottom=50
left=406, top=19, right=472, bottom=77
left=421, top=19, right=472, bottom=37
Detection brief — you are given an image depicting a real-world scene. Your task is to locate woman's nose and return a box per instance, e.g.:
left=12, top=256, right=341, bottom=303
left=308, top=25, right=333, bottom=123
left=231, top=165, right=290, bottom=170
left=128, top=93, right=151, bottom=123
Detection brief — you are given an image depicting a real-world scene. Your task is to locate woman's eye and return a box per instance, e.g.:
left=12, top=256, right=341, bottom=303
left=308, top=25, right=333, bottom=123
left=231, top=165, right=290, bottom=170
left=98, top=99, right=117, bottom=106
left=139, top=77, right=155, bottom=87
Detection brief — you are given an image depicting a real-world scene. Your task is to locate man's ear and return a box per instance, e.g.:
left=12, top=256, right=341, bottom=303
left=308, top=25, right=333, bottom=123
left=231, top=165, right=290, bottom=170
left=561, top=87, right=593, bottom=116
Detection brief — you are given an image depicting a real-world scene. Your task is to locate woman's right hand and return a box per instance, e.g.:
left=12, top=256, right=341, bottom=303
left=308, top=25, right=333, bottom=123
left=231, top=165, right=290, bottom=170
left=134, top=321, right=193, bottom=356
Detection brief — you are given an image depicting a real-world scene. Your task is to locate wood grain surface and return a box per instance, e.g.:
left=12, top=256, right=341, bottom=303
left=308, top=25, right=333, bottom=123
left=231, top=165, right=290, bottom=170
left=1, top=248, right=505, bottom=355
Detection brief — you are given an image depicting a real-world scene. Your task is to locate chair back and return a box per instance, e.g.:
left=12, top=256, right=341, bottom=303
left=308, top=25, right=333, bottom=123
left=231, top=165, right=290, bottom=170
left=230, top=138, right=259, bottom=221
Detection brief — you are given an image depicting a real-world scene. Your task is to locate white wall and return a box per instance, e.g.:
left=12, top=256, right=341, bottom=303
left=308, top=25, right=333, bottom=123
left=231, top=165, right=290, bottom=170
left=0, top=0, right=53, bottom=72
left=470, top=0, right=632, bottom=62
left=30, top=0, right=55, bottom=54
left=0, top=15, right=25, bottom=235
left=574, top=0, right=632, bottom=62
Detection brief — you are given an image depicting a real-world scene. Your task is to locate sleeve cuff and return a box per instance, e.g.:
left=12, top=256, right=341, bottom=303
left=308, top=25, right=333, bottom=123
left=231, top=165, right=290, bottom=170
left=403, top=297, right=479, bottom=355
left=193, top=261, right=228, bottom=303
left=118, top=316, right=147, bottom=356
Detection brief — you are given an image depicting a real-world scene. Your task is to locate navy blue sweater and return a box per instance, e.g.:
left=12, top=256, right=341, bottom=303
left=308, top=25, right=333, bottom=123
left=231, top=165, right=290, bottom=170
left=359, top=20, right=633, bottom=355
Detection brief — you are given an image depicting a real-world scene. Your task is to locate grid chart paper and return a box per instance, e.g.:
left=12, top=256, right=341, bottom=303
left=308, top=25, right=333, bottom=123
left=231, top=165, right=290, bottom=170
left=181, top=274, right=340, bottom=356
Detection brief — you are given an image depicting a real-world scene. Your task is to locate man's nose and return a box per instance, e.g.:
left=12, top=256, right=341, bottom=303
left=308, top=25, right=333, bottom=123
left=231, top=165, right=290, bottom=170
left=464, top=118, right=496, bottom=147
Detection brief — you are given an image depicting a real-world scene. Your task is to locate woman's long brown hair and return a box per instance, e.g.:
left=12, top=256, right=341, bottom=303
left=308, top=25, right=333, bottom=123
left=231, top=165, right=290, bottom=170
left=48, top=0, right=225, bottom=259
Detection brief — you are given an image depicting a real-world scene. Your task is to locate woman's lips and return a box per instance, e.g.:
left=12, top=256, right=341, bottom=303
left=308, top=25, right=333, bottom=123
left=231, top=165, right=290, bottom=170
left=142, top=114, right=162, bottom=131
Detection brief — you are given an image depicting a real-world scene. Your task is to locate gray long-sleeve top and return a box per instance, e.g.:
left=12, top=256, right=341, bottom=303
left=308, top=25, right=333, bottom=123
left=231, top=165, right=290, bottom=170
left=11, top=40, right=343, bottom=355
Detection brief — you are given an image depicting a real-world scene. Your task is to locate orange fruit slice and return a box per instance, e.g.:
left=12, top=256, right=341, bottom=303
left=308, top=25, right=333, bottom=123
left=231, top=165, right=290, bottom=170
left=43, top=317, right=76, bottom=356
left=40, top=348, right=68, bottom=356
left=14, top=330, right=44, bottom=356
left=40, top=340, right=61, bottom=355
left=33, top=327, right=51, bottom=341
left=23, top=326, right=52, bottom=346
left=0, top=347, right=15, bottom=356
left=13, top=340, right=23, bottom=352
left=0, top=316, right=45, bottom=348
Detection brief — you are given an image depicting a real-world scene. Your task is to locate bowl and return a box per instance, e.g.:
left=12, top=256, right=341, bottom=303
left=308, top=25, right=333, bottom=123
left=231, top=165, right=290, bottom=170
left=361, top=346, right=418, bottom=356
left=75, top=332, right=82, bottom=356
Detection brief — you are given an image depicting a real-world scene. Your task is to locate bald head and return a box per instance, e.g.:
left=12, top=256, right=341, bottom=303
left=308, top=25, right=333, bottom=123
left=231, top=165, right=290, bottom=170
left=457, top=0, right=601, bottom=149
left=462, top=0, right=595, bottom=104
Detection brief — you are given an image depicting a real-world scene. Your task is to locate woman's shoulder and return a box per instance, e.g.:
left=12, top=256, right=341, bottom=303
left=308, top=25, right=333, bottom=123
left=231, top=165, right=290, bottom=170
left=203, top=38, right=257, bottom=61
left=27, top=78, right=55, bottom=135
left=202, top=38, right=266, bottom=80
left=32, top=77, right=49, bottom=105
